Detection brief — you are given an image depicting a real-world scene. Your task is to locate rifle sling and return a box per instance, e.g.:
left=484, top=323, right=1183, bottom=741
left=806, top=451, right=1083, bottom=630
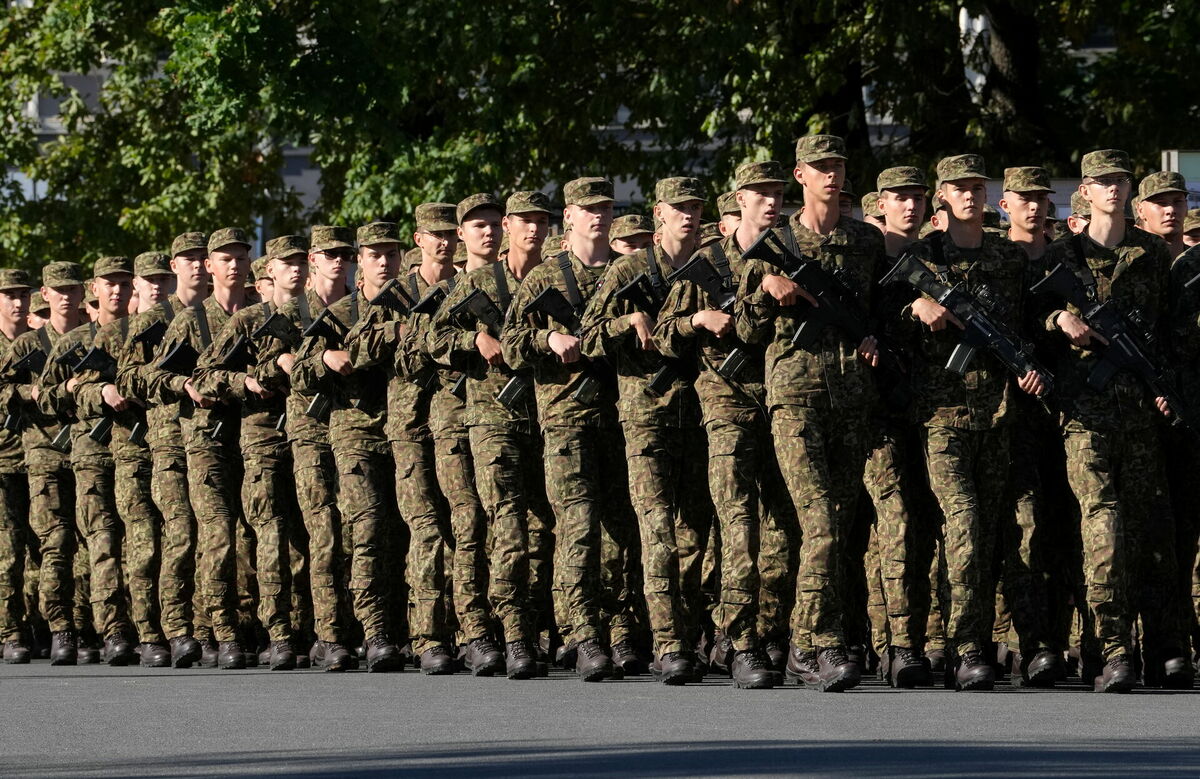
left=556, top=253, right=583, bottom=312
left=709, top=243, right=732, bottom=288
left=296, top=293, right=312, bottom=329
left=492, top=262, right=511, bottom=312
left=192, top=301, right=212, bottom=349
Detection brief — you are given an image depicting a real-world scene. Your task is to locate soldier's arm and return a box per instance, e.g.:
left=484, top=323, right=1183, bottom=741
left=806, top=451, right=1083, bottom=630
left=652, top=279, right=702, bottom=359
left=193, top=315, right=251, bottom=401
left=579, top=258, right=636, bottom=361
left=290, top=325, right=339, bottom=396
left=255, top=307, right=301, bottom=394
left=734, top=259, right=777, bottom=345
left=500, top=267, right=554, bottom=371
left=345, top=302, right=398, bottom=371
left=0, top=335, right=36, bottom=405
left=35, top=336, right=78, bottom=419
left=145, top=314, right=196, bottom=403
left=426, top=279, right=484, bottom=369
left=71, top=330, right=116, bottom=419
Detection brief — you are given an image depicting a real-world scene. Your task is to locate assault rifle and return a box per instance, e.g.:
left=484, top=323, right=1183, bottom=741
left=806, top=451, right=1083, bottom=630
left=667, top=254, right=749, bottom=380
left=449, top=288, right=530, bottom=409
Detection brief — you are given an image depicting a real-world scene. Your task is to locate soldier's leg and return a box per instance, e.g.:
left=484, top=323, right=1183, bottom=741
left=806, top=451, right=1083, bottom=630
left=999, top=419, right=1052, bottom=662
left=241, top=448, right=293, bottom=644
left=865, top=424, right=916, bottom=653
left=0, top=471, right=30, bottom=645
left=435, top=434, right=490, bottom=644
left=26, top=465, right=76, bottom=633
left=391, top=439, right=450, bottom=656
left=865, top=524, right=889, bottom=662
left=707, top=415, right=761, bottom=652
left=186, top=445, right=241, bottom=644
left=675, top=424, right=713, bottom=650
left=287, top=510, right=312, bottom=643
left=757, top=434, right=800, bottom=647
left=543, top=425, right=602, bottom=646
left=152, top=445, right=200, bottom=641
left=334, top=447, right=397, bottom=642
left=292, top=439, right=346, bottom=645
left=74, top=462, right=131, bottom=641
left=114, top=454, right=165, bottom=645
left=597, top=425, right=640, bottom=650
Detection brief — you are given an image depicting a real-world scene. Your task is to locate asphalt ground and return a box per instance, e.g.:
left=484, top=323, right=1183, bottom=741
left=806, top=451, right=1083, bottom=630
left=1, top=660, right=1197, bottom=778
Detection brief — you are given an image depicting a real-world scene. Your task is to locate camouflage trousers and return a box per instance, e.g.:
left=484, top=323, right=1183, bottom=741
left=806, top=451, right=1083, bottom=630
left=775, top=405, right=870, bottom=651
left=240, top=440, right=297, bottom=643
left=469, top=424, right=553, bottom=644
left=150, top=436, right=206, bottom=640
left=391, top=438, right=451, bottom=654
left=0, top=471, right=31, bottom=641
left=706, top=408, right=797, bottom=652
left=623, top=421, right=712, bottom=656
left=923, top=424, right=1010, bottom=655
left=542, top=424, right=639, bottom=647
left=185, top=437, right=244, bottom=644
left=1164, top=425, right=1200, bottom=657
left=1063, top=418, right=1181, bottom=661
left=291, top=436, right=348, bottom=644
left=114, top=451, right=165, bottom=644
left=862, top=419, right=939, bottom=653
left=432, top=432, right=491, bottom=643
left=73, top=458, right=131, bottom=640
left=26, top=458, right=77, bottom=632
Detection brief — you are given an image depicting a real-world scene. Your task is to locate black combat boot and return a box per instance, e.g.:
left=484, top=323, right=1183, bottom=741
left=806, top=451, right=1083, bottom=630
left=575, top=638, right=614, bottom=682
left=138, top=642, right=171, bottom=668
left=888, top=645, right=931, bottom=688
left=651, top=651, right=694, bottom=686
left=505, top=640, right=538, bottom=680
left=762, top=638, right=788, bottom=674
left=1159, top=651, right=1195, bottom=690
left=217, top=640, right=246, bottom=670
left=104, top=634, right=134, bottom=666
left=168, top=635, right=202, bottom=668
left=50, top=630, right=78, bottom=666
left=812, top=646, right=861, bottom=692
left=785, top=646, right=819, bottom=686
left=419, top=645, right=455, bottom=675
left=610, top=640, right=642, bottom=677
left=953, top=649, right=994, bottom=691
left=365, top=634, right=402, bottom=673
left=463, top=638, right=506, bottom=677
left=198, top=639, right=219, bottom=668
left=730, top=648, right=775, bottom=689
left=1021, top=649, right=1064, bottom=688
left=268, top=640, right=296, bottom=670
left=709, top=632, right=734, bottom=676
left=312, top=639, right=357, bottom=672
left=3, top=637, right=31, bottom=664
left=1094, top=654, right=1135, bottom=693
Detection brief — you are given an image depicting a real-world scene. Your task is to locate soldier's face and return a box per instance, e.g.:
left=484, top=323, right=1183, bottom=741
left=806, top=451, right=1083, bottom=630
left=654, top=199, right=702, bottom=243
left=0, top=289, right=30, bottom=328
left=565, top=203, right=614, bottom=240
left=1080, top=175, right=1131, bottom=216
left=270, top=256, right=308, bottom=295
left=796, top=158, right=845, bottom=204
left=941, top=179, right=986, bottom=223
left=205, top=246, right=249, bottom=291
left=1139, top=193, right=1187, bottom=239
left=610, top=235, right=651, bottom=255
left=458, top=209, right=502, bottom=259
left=416, top=230, right=458, bottom=263
left=1000, top=190, right=1047, bottom=232
left=93, top=274, right=132, bottom=316
left=719, top=213, right=741, bottom=237
left=134, top=274, right=173, bottom=311
left=503, top=212, right=549, bottom=255
left=309, top=249, right=352, bottom=284
left=358, top=242, right=401, bottom=288
left=42, top=284, right=83, bottom=317
left=737, top=184, right=783, bottom=231
left=171, top=249, right=209, bottom=290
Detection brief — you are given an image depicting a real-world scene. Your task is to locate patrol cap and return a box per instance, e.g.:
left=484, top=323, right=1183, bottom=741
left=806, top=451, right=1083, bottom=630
left=30, top=291, right=48, bottom=314
left=1138, top=171, right=1188, bottom=201
left=698, top=223, right=722, bottom=247
left=250, top=257, right=269, bottom=282
left=84, top=287, right=97, bottom=307
left=357, top=221, right=402, bottom=246
left=609, top=214, right=654, bottom=241
left=982, top=204, right=1002, bottom=228
left=505, top=190, right=552, bottom=215
left=404, top=247, right=422, bottom=268
left=839, top=181, right=856, bottom=199
left=1003, top=166, right=1054, bottom=193
left=1045, top=201, right=1060, bottom=222
left=795, top=134, right=847, bottom=165
left=92, top=255, right=133, bottom=278
left=734, top=160, right=787, bottom=190
left=861, top=192, right=880, bottom=217
left=1081, top=149, right=1132, bottom=179
left=563, top=177, right=615, bottom=207
left=876, top=166, right=926, bottom=192
left=266, top=235, right=309, bottom=261
left=1183, top=208, right=1200, bottom=234
left=936, top=154, right=989, bottom=187
left=134, top=252, right=172, bottom=277
left=456, top=194, right=503, bottom=225
left=414, top=204, right=457, bottom=233
left=170, top=231, right=207, bottom=257
left=655, top=177, right=705, bottom=205
left=207, top=227, right=252, bottom=254
left=1070, top=191, right=1091, bottom=218
left=0, top=269, right=32, bottom=292
left=309, top=225, right=355, bottom=252
left=717, top=191, right=740, bottom=216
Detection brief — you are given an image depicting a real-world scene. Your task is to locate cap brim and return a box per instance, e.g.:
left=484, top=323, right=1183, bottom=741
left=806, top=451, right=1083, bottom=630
left=0, top=284, right=32, bottom=292
left=1087, top=166, right=1133, bottom=178
left=880, top=183, right=929, bottom=192
left=611, top=230, right=653, bottom=240
left=1141, top=186, right=1188, bottom=200
left=798, top=153, right=847, bottom=164
left=660, top=196, right=705, bottom=206
left=570, top=196, right=615, bottom=206
left=270, top=250, right=308, bottom=261
left=418, top=221, right=459, bottom=233
left=1005, top=184, right=1055, bottom=193
left=737, top=177, right=787, bottom=189
left=209, top=241, right=253, bottom=252
left=507, top=206, right=552, bottom=216
left=312, top=240, right=353, bottom=251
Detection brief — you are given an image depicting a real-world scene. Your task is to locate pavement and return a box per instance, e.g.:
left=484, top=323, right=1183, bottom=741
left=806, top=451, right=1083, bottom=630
left=1, top=661, right=1197, bottom=778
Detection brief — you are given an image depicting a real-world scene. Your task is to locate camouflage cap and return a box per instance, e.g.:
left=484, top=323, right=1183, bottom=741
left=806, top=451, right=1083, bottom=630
left=505, top=190, right=552, bottom=215
left=357, top=221, right=402, bottom=246
left=717, top=191, right=740, bottom=216
left=309, top=225, right=355, bottom=252
left=876, top=166, right=926, bottom=192
left=655, top=176, right=705, bottom=205
left=1045, top=201, right=1060, bottom=221
left=414, top=204, right=457, bottom=233
left=563, top=177, right=615, bottom=207
left=266, top=234, right=309, bottom=261
left=1070, top=191, right=1091, bottom=218
left=0, top=268, right=32, bottom=292
left=982, top=203, right=1002, bottom=228
left=795, top=134, right=847, bottom=165
left=92, top=255, right=133, bottom=278
left=170, top=231, right=207, bottom=257
left=735, top=160, right=787, bottom=190
left=609, top=214, right=654, bottom=241
left=1184, top=208, right=1200, bottom=234
left=250, top=257, right=269, bottom=282
left=1002, top=166, right=1054, bottom=193
left=30, top=291, right=48, bottom=314
left=698, top=222, right=722, bottom=247
left=133, top=251, right=171, bottom=277
left=404, top=247, right=422, bottom=268
left=861, top=192, right=880, bottom=217
left=456, top=194, right=503, bottom=225
left=1138, top=170, right=1188, bottom=201
left=936, top=154, right=989, bottom=187
left=207, top=227, right=252, bottom=253
left=840, top=181, right=856, bottom=199
left=84, top=288, right=96, bottom=306
left=42, top=261, right=84, bottom=288
left=1081, top=149, right=1132, bottom=178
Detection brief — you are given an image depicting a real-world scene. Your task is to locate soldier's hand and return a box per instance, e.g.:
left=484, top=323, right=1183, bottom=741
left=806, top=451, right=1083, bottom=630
left=857, top=336, right=880, bottom=367
left=1055, top=311, right=1108, bottom=348
left=691, top=310, right=733, bottom=337
left=244, top=376, right=274, bottom=399
left=184, top=379, right=214, bottom=408
left=474, top=331, right=505, bottom=366
left=1156, top=396, right=1172, bottom=418
left=30, top=384, right=39, bottom=403
left=101, top=383, right=129, bottom=411
left=66, top=377, right=79, bottom=393
left=322, top=349, right=354, bottom=376
left=761, top=274, right=818, bottom=308
left=629, top=311, right=657, bottom=351
left=1018, top=370, right=1047, bottom=398
left=548, top=332, right=581, bottom=364
left=276, top=353, right=295, bottom=375
left=911, top=298, right=964, bottom=331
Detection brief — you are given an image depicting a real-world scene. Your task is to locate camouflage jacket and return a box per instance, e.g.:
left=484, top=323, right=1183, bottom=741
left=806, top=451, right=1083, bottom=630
left=502, top=252, right=617, bottom=429
left=1170, top=245, right=1200, bottom=412
left=38, top=320, right=112, bottom=467
left=0, top=323, right=71, bottom=467
left=0, top=330, right=26, bottom=473
left=117, top=296, right=190, bottom=451
left=737, top=214, right=886, bottom=412
left=72, top=315, right=148, bottom=461
left=396, top=269, right=468, bottom=441
left=580, top=246, right=701, bottom=428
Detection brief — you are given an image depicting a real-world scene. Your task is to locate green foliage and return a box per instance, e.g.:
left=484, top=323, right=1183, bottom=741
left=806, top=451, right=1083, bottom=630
left=1, top=0, right=1198, bottom=271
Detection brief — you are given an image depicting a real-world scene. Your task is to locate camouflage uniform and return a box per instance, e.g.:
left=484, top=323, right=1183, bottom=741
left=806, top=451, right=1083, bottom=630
left=1169, top=244, right=1200, bottom=660
left=580, top=180, right=713, bottom=657
left=0, top=269, right=34, bottom=645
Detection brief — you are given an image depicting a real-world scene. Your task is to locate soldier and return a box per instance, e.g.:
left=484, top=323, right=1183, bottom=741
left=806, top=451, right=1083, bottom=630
left=609, top=215, right=654, bottom=256
left=121, top=232, right=210, bottom=667
left=716, top=191, right=741, bottom=238
left=902, top=155, right=1048, bottom=691
left=38, top=256, right=138, bottom=666
left=293, top=222, right=405, bottom=672
left=27, top=292, right=49, bottom=331
left=580, top=176, right=714, bottom=684
left=1182, top=209, right=1200, bottom=249
left=502, top=177, right=640, bottom=682
left=861, top=191, right=885, bottom=230
left=256, top=225, right=357, bottom=671
left=1040, top=150, right=1186, bottom=691
left=148, top=228, right=254, bottom=669
left=1067, top=192, right=1091, bottom=235
left=0, top=269, right=33, bottom=662
left=1136, top=171, right=1190, bottom=259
